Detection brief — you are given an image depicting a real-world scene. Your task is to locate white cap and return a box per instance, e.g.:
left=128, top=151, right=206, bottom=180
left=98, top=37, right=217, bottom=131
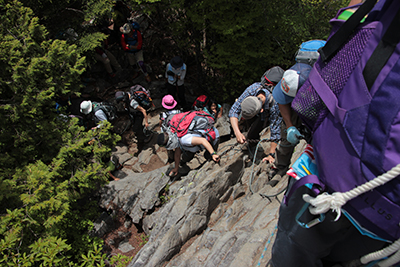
left=80, top=100, right=92, bottom=115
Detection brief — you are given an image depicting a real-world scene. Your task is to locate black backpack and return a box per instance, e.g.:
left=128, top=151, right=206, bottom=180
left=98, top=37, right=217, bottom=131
left=92, top=102, right=118, bottom=122
left=129, top=85, right=153, bottom=110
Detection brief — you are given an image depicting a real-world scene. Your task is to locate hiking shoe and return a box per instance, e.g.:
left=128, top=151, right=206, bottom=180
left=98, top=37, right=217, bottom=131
left=145, top=74, right=151, bottom=82
left=132, top=72, right=139, bottom=80
left=179, top=162, right=191, bottom=174
left=267, top=174, right=281, bottom=187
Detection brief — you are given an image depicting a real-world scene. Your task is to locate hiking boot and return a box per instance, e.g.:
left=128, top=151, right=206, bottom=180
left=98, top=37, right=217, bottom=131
left=145, top=74, right=151, bottom=83
left=267, top=174, right=282, bottom=187
left=179, top=162, right=191, bottom=174
left=132, top=72, right=139, bottom=80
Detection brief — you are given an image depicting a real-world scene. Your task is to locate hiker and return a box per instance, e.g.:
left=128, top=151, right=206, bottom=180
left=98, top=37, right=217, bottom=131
left=265, top=63, right=313, bottom=181
left=157, top=111, right=220, bottom=177
left=159, top=95, right=181, bottom=129
left=270, top=0, right=399, bottom=266
left=120, top=22, right=151, bottom=82
left=165, top=56, right=187, bottom=109
left=115, top=86, right=152, bottom=154
left=228, top=78, right=282, bottom=164
left=159, top=95, right=182, bottom=163
left=204, top=99, right=223, bottom=119
left=80, top=100, right=117, bottom=130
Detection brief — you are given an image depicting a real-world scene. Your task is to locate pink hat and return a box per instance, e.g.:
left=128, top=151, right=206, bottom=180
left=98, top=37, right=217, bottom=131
left=162, top=95, right=177, bottom=109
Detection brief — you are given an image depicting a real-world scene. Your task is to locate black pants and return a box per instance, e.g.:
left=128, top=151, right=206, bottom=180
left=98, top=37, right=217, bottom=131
left=130, top=111, right=145, bottom=150
left=246, top=115, right=268, bottom=148
left=270, top=177, right=387, bottom=267
left=166, top=83, right=187, bottom=109
left=181, top=139, right=220, bottom=164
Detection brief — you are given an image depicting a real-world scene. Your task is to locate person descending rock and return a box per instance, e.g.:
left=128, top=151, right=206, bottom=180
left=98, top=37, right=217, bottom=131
left=120, top=22, right=151, bottom=82
left=157, top=110, right=220, bottom=177
left=115, top=85, right=152, bottom=155
left=165, top=56, right=187, bottom=110
left=228, top=75, right=282, bottom=164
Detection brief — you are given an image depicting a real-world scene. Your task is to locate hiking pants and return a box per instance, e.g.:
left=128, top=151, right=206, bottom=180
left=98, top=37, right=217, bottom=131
left=131, top=111, right=145, bottom=150
left=180, top=139, right=220, bottom=164
left=246, top=115, right=268, bottom=148
left=270, top=177, right=387, bottom=267
left=166, top=82, right=187, bottom=109
left=274, top=110, right=303, bottom=176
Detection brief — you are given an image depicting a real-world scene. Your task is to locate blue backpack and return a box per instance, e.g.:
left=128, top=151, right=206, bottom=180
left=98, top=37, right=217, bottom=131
left=291, top=0, right=400, bottom=247
left=295, top=39, right=326, bottom=66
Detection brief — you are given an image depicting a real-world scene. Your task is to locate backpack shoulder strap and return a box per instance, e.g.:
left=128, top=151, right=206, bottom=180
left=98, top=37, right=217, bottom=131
left=319, top=0, right=377, bottom=62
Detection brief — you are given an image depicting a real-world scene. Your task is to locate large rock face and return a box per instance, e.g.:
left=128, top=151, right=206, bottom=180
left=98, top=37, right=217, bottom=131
left=98, top=126, right=306, bottom=266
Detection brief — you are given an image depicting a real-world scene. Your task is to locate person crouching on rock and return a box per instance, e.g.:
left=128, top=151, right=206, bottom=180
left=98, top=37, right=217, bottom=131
left=157, top=128, right=220, bottom=177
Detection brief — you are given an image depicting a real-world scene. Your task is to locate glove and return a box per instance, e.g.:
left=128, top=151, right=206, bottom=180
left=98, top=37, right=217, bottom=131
left=287, top=126, right=303, bottom=145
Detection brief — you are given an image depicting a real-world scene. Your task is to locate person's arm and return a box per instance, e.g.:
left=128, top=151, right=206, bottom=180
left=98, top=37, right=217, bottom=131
left=135, top=30, right=143, bottom=50
left=230, top=117, right=246, bottom=144
left=121, top=34, right=130, bottom=51
left=170, top=147, right=182, bottom=176
left=279, top=103, right=293, bottom=128
left=179, top=65, right=187, bottom=81
left=190, top=136, right=220, bottom=162
left=218, top=105, right=223, bottom=118
left=136, top=105, right=149, bottom=128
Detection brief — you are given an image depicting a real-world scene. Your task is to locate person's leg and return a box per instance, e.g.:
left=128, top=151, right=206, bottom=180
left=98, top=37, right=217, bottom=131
left=94, top=52, right=113, bottom=74
left=177, top=84, right=187, bottom=110
left=166, top=83, right=178, bottom=104
left=271, top=178, right=387, bottom=267
left=181, top=150, right=195, bottom=165
left=135, top=50, right=150, bottom=82
left=105, top=49, right=122, bottom=72
left=275, top=111, right=302, bottom=175
left=132, top=112, right=145, bottom=154
left=246, top=115, right=264, bottom=149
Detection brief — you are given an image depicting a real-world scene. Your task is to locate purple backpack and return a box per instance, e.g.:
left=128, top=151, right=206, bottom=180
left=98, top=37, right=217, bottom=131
left=292, top=0, right=400, bottom=242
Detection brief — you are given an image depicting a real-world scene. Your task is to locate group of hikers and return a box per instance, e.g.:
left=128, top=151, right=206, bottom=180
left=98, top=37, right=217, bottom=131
left=75, top=0, right=400, bottom=266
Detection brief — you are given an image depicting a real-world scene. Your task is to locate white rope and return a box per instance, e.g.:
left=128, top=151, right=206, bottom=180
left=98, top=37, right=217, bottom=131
left=361, top=238, right=400, bottom=266
left=302, top=163, right=400, bottom=221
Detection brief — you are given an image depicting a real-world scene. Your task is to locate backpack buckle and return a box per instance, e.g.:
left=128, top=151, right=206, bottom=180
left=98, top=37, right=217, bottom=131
left=295, top=202, right=325, bottom=229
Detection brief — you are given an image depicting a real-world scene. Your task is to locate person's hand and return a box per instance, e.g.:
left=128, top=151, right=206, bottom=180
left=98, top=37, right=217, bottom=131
left=169, top=167, right=178, bottom=177
left=287, top=126, right=303, bottom=145
left=262, top=155, right=275, bottom=164
left=212, top=154, right=220, bottom=163
left=144, top=122, right=149, bottom=128
left=217, top=113, right=222, bottom=118
left=235, top=132, right=246, bottom=144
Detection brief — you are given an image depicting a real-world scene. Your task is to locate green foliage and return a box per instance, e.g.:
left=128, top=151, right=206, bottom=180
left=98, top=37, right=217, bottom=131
left=0, top=1, right=121, bottom=265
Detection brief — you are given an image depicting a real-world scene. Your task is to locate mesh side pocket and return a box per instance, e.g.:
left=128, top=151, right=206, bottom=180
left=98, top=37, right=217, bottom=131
left=292, top=27, right=375, bottom=131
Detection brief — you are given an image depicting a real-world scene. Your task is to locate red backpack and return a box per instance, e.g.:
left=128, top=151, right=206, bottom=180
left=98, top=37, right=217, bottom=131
left=192, top=95, right=209, bottom=110
left=168, top=110, right=216, bottom=142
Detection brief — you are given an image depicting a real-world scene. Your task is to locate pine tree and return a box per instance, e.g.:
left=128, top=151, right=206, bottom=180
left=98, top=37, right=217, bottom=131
left=0, top=1, right=120, bottom=265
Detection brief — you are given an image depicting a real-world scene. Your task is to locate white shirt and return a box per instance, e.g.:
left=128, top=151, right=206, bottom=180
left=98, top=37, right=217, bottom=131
left=179, top=128, right=219, bottom=153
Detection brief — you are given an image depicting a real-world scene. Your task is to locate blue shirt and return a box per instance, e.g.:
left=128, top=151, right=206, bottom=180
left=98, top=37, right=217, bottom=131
left=229, top=82, right=282, bottom=140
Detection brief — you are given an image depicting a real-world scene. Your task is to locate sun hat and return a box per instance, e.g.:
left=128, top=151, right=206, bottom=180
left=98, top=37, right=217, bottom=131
left=170, top=56, right=183, bottom=69
left=80, top=100, right=92, bottom=115
left=240, top=96, right=263, bottom=120
left=272, top=63, right=312, bottom=105
left=162, top=95, right=177, bottom=109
